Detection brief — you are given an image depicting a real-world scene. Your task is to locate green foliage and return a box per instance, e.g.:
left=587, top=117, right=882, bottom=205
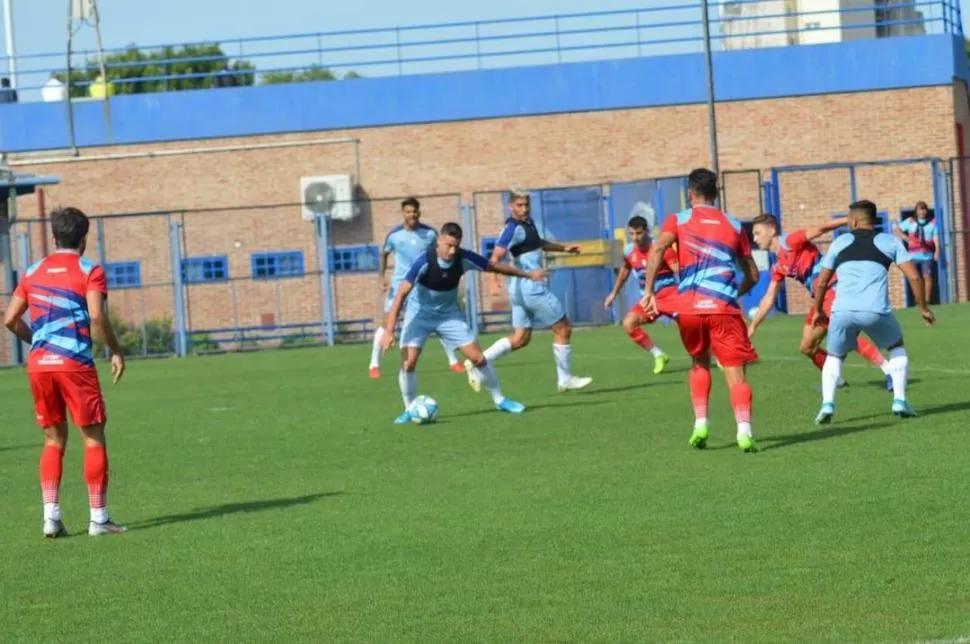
left=190, top=333, right=220, bottom=354
left=280, top=334, right=320, bottom=348
left=57, top=43, right=256, bottom=97
left=93, top=312, right=174, bottom=357
left=260, top=65, right=362, bottom=85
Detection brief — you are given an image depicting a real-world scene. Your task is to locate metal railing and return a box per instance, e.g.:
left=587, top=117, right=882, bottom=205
left=0, top=0, right=960, bottom=102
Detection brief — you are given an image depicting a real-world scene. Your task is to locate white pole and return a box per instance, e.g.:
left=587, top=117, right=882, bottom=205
left=3, top=0, right=17, bottom=89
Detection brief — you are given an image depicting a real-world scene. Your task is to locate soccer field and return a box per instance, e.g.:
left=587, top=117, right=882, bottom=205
left=1, top=306, right=968, bottom=642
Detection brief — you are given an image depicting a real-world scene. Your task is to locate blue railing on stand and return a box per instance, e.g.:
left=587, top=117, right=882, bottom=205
left=0, top=0, right=960, bottom=102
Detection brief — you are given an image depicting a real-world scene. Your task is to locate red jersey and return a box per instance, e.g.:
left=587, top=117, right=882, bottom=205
left=14, top=250, right=107, bottom=373
left=662, top=205, right=751, bottom=315
left=770, top=229, right=830, bottom=297
left=623, top=241, right=678, bottom=295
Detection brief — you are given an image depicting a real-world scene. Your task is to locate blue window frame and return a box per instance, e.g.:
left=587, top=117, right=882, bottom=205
left=183, top=256, right=229, bottom=284
left=105, top=261, right=141, bottom=289
left=481, top=237, right=498, bottom=257
left=832, top=211, right=889, bottom=238
left=251, top=251, right=304, bottom=279
left=329, top=244, right=379, bottom=274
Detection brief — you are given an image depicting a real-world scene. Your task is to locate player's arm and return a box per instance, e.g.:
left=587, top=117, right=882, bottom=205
left=804, top=217, right=849, bottom=241
left=382, top=280, right=413, bottom=340
left=3, top=295, right=32, bottom=345
left=486, top=258, right=548, bottom=282
left=378, top=250, right=391, bottom=291
left=86, top=270, right=126, bottom=383
left=643, top=230, right=677, bottom=299
left=540, top=239, right=581, bottom=254
left=735, top=231, right=759, bottom=298
left=605, top=264, right=631, bottom=308
left=747, top=279, right=781, bottom=337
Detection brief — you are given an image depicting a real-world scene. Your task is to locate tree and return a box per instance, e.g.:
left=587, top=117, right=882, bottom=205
left=57, top=43, right=255, bottom=97
left=261, top=65, right=362, bottom=85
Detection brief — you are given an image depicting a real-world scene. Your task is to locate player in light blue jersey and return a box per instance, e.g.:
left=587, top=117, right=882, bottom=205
left=381, top=222, right=548, bottom=424
left=369, top=197, right=463, bottom=378
left=812, top=200, right=935, bottom=425
left=471, top=188, right=593, bottom=394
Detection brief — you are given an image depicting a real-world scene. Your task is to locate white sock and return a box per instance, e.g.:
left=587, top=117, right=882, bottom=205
left=370, top=327, right=385, bottom=369
left=398, top=369, right=417, bottom=408
left=821, top=355, right=843, bottom=405
left=880, top=359, right=892, bottom=375
left=553, top=343, right=572, bottom=384
left=44, top=503, right=61, bottom=522
left=694, top=418, right=707, bottom=430
left=650, top=346, right=664, bottom=358
left=478, top=361, right=505, bottom=405
left=483, top=337, right=513, bottom=363
left=91, top=507, right=108, bottom=524
left=439, top=338, right=459, bottom=366
left=737, top=422, right=752, bottom=440
left=888, top=347, right=908, bottom=400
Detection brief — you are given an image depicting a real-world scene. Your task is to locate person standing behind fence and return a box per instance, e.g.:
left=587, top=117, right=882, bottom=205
left=3, top=207, right=128, bottom=539
left=893, top=201, right=938, bottom=307
left=369, top=197, right=464, bottom=378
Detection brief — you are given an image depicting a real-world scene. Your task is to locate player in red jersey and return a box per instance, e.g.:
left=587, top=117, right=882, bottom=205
left=3, top=207, right=127, bottom=539
left=603, top=215, right=677, bottom=375
left=641, top=168, right=760, bottom=453
left=748, top=213, right=893, bottom=390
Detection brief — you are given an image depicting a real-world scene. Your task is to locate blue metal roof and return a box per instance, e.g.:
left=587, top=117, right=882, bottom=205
left=0, top=174, right=61, bottom=196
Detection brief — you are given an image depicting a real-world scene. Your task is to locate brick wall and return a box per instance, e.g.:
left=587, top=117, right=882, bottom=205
left=3, top=83, right=962, bottom=344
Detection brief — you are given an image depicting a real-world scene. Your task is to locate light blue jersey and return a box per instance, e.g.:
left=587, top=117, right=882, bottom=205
left=400, top=249, right=489, bottom=351
left=495, top=218, right=566, bottom=329
left=896, top=218, right=937, bottom=262
left=383, top=223, right=437, bottom=311
left=821, top=230, right=911, bottom=315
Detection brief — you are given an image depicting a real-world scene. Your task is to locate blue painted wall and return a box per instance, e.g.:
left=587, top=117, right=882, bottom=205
left=0, top=34, right=964, bottom=154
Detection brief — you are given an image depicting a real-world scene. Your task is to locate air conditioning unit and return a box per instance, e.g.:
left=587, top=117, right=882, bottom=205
left=299, top=175, right=356, bottom=222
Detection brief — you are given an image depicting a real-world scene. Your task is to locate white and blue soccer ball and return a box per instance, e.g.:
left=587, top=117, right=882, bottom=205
left=408, top=395, right=439, bottom=425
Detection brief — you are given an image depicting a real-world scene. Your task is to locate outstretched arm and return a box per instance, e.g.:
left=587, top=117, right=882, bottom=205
left=541, top=239, right=581, bottom=254
left=747, top=280, right=781, bottom=337
left=605, top=264, right=631, bottom=308
left=487, top=261, right=548, bottom=282
left=804, top=217, right=849, bottom=242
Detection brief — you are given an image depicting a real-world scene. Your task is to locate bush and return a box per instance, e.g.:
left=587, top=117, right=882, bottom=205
left=93, top=312, right=174, bottom=358
left=190, top=332, right=220, bottom=354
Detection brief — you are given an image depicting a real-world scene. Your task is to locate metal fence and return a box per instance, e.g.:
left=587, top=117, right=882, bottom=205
left=1, top=157, right=965, bottom=366
left=2, top=0, right=961, bottom=101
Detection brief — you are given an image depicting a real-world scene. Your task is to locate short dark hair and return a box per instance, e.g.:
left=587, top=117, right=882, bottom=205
left=401, top=197, right=420, bottom=211
left=687, top=168, right=718, bottom=201
left=849, top=199, right=878, bottom=222
left=751, top=213, right=779, bottom=228
left=628, top=215, right=648, bottom=230
left=440, top=222, right=463, bottom=240
left=51, top=207, right=90, bottom=250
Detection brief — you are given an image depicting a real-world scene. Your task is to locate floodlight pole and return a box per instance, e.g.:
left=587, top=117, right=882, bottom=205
left=700, top=0, right=721, bottom=182
left=3, top=0, right=17, bottom=88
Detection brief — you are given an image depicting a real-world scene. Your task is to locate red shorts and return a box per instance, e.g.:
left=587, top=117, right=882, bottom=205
left=28, top=370, right=107, bottom=429
left=676, top=314, right=759, bottom=368
left=804, top=290, right=836, bottom=329
left=628, top=290, right=679, bottom=324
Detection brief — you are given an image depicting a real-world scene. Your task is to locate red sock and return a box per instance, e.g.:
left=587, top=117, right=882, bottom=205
left=84, top=446, right=109, bottom=509
left=809, top=350, right=827, bottom=371
left=627, top=327, right=655, bottom=350
left=39, top=445, right=64, bottom=505
left=730, top=382, right=753, bottom=424
left=689, top=366, right=712, bottom=420
left=856, top=338, right=885, bottom=369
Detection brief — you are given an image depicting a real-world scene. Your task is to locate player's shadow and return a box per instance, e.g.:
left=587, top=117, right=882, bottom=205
left=0, top=444, right=34, bottom=453
left=445, top=399, right=613, bottom=420
left=580, top=380, right=680, bottom=396
left=756, top=421, right=893, bottom=451
left=127, top=492, right=343, bottom=532
left=911, top=400, right=970, bottom=418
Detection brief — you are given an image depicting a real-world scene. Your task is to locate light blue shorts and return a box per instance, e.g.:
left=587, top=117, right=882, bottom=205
left=510, top=286, right=567, bottom=330
left=826, top=310, right=903, bottom=358
left=401, top=311, right=476, bottom=351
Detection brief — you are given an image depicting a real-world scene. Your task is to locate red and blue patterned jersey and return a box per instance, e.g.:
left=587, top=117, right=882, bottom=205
left=623, top=242, right=678, bottom=295
left=770, top=229, right=832, bottom=296
left=662, top=205, right=751, bottom=315
left=14, top=250, right=107, bottom=372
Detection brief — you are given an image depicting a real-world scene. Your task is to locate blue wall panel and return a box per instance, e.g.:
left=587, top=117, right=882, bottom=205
left=0, top=34, right=963, bottom=153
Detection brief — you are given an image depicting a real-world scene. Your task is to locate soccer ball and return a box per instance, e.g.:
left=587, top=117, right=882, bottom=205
left=408, top=395, right=439, bottom=425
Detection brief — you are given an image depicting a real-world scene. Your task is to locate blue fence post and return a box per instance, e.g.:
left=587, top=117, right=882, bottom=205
left=602, top=187, right=617, bottom=325
left=315, top=213, right=337, bottom=346
left=461, top=200, right=480, bottom=336
left=168, top=221, right=188, bottom=357
left=848, top=165, right=858, bottom=203
left=931, top=159, right=953, bottom=304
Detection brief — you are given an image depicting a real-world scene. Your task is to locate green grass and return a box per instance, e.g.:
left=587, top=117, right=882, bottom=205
left=2, top=305, right=969, bottom=643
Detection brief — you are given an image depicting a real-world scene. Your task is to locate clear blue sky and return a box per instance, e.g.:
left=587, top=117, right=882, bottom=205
left=1, top=0, right=966, bottom=96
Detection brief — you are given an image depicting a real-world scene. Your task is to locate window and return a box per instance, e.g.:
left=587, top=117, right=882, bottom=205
left=105, top=261, right=141, bottom=289
left=481, top=237, right=498, bottom=257
left=329, top=245, right=379, bottom=274
left=183, top=256, right=229, bottom=284
left=251, top=251, right=305, bottom=279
